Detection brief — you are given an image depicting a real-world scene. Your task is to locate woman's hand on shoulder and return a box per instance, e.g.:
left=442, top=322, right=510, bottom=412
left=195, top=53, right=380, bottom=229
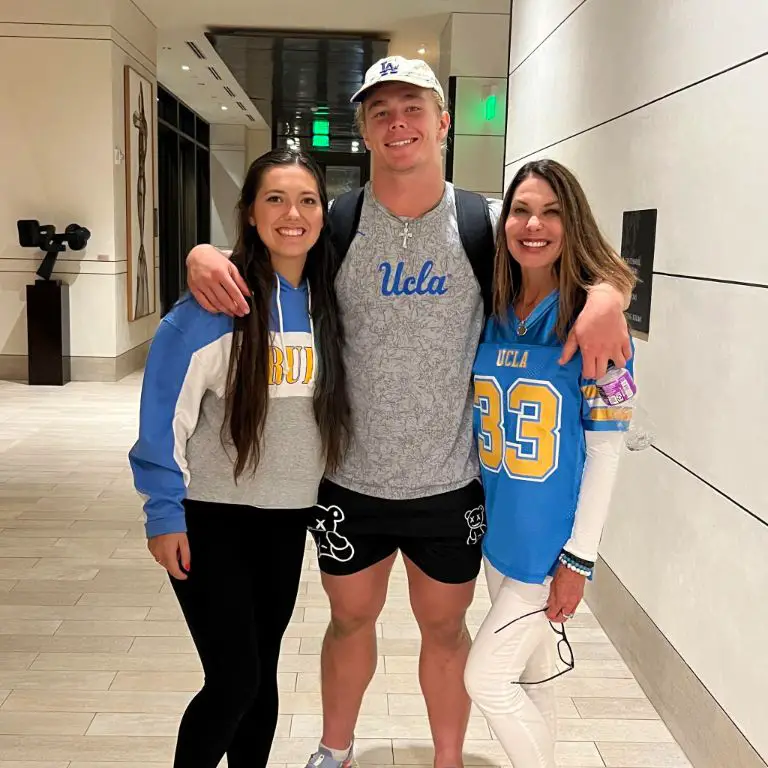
left=147, top=532, right=191, bottom=581
left=187, top=245, right=251, bottom=317
left=560, top=283, right=631, bottom=379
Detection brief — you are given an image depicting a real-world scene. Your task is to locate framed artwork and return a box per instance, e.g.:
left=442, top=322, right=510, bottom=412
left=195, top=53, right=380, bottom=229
left=620, top=208, right=657, bottom=335
left=124, top=65, right=156, bottom=321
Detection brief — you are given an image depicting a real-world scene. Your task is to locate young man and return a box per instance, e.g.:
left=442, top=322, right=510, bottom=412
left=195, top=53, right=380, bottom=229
left=184, top=57, right=632, bottom=768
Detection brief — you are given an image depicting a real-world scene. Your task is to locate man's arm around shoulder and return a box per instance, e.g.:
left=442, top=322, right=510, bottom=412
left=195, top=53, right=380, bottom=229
left=186, top=244, right=250, bottom=317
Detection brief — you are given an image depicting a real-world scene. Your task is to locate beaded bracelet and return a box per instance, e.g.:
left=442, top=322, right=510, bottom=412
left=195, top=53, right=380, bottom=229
left=562, top=550, right=595, bottom=568
left=558, top=551, right=594, bottom=578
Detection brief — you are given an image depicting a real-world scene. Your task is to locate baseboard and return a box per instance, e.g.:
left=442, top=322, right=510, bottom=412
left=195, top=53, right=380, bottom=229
left=0, top=355, right=27, bottom=382
left=586, top=558, right=766, bottom=768
left=0, top=341, right=149, bottom=383
left=112, top=340, right=150, bottom=381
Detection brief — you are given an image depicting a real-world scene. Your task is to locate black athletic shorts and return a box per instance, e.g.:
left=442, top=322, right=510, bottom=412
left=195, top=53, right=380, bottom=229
left=308, top=478, right=486, bottom=584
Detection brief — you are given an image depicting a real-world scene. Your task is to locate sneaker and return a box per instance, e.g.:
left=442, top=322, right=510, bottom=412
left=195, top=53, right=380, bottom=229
left=305, top=744, right=356, bottom=768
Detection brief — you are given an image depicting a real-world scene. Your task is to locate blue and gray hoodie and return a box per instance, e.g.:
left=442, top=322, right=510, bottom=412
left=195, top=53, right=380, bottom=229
left=128, top=274, right=324, bottom=538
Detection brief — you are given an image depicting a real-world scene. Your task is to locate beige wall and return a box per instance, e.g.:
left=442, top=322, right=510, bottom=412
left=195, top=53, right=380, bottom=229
left=210, top=125, right=247, bottom=250
left=505, top=0, right=768, bottom=761
left=448, top=13, right=510, bottom=79
left=208, top=126, right=272, bottom=251
left=0, top=0, right=158, bottom=379
left=246, top=129, right=272, bottom=168
left=441, top=13, right=510, bottom=199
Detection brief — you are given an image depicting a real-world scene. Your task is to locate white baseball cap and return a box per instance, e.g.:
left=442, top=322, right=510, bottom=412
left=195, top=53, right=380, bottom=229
left=350, top=56, right=445, bottom=103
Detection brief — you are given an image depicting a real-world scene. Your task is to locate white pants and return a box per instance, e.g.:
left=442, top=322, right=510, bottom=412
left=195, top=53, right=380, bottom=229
left=464, top=559, right=557, bottom=768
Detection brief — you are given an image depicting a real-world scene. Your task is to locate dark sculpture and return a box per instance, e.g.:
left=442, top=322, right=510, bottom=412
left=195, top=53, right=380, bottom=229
left=17, top=220, right=91, bottom=281
left=132, top=81, right=150, bottom=318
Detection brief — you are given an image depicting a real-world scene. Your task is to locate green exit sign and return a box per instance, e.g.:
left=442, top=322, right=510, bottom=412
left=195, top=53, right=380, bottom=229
left=484, top=93, right=497, bottom=121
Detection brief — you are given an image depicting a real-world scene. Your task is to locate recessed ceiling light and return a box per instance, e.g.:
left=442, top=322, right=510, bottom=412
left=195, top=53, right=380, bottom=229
left=181, top=65, right=190, bottom=71
left=221, top=105, right=228, bottom=111
left=417, top=46, right=426, bottom=55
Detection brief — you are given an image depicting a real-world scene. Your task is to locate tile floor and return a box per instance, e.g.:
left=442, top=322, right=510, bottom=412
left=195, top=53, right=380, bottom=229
left=0, top=374, right=692, bottom=768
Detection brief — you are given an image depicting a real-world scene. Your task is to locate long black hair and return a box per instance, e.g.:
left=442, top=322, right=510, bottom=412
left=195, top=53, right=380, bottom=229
left=222, top=147, right=350, bottom=480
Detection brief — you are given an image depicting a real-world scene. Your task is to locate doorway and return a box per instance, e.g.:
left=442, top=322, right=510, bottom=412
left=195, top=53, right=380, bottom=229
left=156, top=85, right=211, bottom=315
left=312, top=151, right=370, bottom=199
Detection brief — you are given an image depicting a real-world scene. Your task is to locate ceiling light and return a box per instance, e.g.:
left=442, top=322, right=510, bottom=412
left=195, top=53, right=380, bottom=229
left=417, top=46, right=426, bottom=55
left=221, top=105, right=228, bottom=111
left=181, top=65, right=190, bottom=71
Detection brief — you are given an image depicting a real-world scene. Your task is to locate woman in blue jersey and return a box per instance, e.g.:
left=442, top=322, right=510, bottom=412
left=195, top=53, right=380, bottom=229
left=464, top=159, right=637, bottom=768
left=129, top=148, right=350, bottom=768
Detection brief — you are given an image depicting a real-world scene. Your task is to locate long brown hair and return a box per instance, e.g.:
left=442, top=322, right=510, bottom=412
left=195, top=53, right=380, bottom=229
left=222, top=148, right=350, bottom=480
left=492, top=159, right=636, bottom=340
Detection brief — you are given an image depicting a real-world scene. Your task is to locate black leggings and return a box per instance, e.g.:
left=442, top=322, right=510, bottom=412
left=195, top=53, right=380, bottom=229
left=170, top=499, right=309, bottom=768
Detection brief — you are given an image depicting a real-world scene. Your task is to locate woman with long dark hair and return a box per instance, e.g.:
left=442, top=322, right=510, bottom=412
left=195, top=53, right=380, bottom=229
left=129, top=148, right=350, bottom=768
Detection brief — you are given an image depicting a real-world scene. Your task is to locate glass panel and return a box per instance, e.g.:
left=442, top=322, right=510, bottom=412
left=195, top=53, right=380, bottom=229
left=157, top=123, right=180, bottom=315
left=179, top=104, right=196, bottom=139
left=157, top=86, right=178, bottom=127
left=196, top=147, right=211, bottom=244
left=325, top=165, right=362, bottom=199
left=195, top=118, right=210, bottom=147
left=277, top=135, right=364, bottom=153
left=179, top=137, right=197, bottom=265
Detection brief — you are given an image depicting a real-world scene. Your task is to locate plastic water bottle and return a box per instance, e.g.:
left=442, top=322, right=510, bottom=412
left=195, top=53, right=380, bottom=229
left=596, top=367, right=654, bottom=451
left=624, top=404, right=655, bottom=451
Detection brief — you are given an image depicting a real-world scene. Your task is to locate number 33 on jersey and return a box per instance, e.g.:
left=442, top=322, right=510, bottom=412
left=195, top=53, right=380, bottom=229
left=471, top=313, right=634, bottom=583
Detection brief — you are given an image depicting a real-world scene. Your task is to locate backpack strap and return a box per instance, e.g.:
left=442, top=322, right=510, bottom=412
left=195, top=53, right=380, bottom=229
left=328, top=187, right=365, bottom=260
left=454, top=188, right=495, bottom=317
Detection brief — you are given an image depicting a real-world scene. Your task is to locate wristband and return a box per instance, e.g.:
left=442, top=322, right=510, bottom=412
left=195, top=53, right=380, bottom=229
left=558, top=551, right=594, bottom=578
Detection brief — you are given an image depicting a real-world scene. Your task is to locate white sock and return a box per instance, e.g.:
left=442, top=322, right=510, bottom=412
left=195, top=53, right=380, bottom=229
left=320, top=741, right=352, bottom=762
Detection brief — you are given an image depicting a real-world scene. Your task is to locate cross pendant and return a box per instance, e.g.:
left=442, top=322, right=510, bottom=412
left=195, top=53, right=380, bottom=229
left=401, top=225, right=413, bottom=249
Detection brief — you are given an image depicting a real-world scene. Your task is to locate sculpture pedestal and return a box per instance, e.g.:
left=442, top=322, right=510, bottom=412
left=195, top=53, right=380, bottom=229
left=26, top=280, right=71, bottom=386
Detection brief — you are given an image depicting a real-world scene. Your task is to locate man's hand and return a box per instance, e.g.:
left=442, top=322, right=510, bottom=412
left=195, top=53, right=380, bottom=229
left=546, top=565, right=586, bottom=623
left=187, top=245, right=250, bottom=317
left=148, top=533, right=191, bottom=581
left=560, top=283, right=632, bottom=379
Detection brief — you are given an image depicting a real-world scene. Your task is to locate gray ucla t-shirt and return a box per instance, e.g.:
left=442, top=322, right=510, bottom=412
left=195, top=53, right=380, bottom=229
left=328, top=182, right=502, bottom=500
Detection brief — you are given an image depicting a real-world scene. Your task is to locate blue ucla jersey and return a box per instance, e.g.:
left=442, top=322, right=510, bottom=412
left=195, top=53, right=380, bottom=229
left=472, top=291, right=634, bottom=584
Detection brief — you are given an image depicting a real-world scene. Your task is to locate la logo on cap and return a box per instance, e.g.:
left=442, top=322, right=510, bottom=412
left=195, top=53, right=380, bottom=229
left=380, top=59, right=400, bottom=76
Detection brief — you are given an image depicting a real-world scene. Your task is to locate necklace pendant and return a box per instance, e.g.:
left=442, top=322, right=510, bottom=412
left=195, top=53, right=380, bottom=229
left=517, top=321, right=527, bottom=336
left=401, top=223, right=413, bottom=249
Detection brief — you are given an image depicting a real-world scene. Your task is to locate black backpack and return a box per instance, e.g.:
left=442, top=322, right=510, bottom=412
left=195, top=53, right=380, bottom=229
left=328, top=187, right=496, bottom=316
